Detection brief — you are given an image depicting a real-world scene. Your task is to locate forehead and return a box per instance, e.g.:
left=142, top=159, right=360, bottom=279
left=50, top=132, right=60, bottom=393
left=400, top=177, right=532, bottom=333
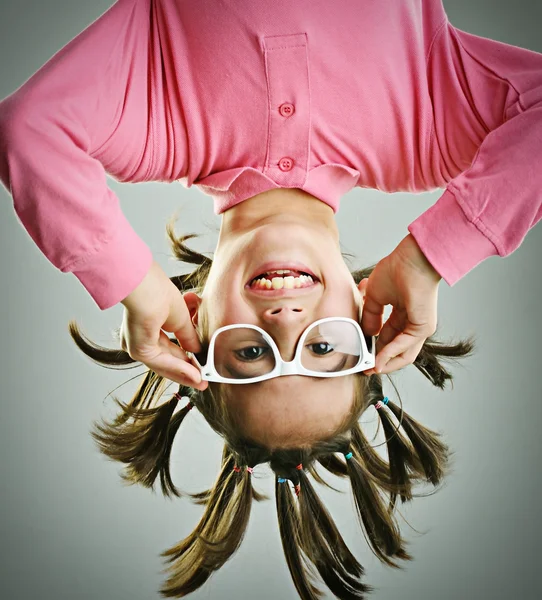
left=222, top=375, right=357, bottom=447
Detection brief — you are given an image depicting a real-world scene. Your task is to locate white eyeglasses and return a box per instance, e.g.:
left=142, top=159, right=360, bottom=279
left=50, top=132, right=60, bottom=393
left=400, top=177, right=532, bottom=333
left=190, top=317, right=376, bottom=384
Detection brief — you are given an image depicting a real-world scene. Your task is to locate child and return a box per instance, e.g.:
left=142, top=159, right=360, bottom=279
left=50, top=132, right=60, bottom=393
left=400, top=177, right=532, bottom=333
left=69, top=218, right=475, bottom=598
left=0, top=0, right=540, bottom=597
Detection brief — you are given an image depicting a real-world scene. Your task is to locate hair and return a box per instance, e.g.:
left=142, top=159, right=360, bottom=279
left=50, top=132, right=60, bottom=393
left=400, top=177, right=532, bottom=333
left=68, top=213, right=475, bottom=599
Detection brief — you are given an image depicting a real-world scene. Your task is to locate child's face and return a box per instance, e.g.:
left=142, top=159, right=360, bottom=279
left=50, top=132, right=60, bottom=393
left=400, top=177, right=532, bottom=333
left=184, top=200, right=367, bottom=447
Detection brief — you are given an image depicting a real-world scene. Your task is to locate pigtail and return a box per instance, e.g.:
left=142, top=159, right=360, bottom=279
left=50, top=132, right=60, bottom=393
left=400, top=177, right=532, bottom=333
left=350, top=421, right=423, bottom=499
left=68, top=322, right=195, bottom=496
left=68, top=319, right=138, bottom=368
left=276, top=475, right=323, bottom=600
left=383, top=396, right=452, bottom=487
left=89, top=383, right=195, bottom=498
left=368, top=378, right=416, bottom=508
left=285, top=461, right=372, bottom=599
left=188, top=445, right=269, bottom=508
left=414, top=336, right=475, bottom=389
left=343, top=445, right=413, bottom=569
left=159, top=448, right=253, bottom=597
left=165, top=217, right=213, bottom=293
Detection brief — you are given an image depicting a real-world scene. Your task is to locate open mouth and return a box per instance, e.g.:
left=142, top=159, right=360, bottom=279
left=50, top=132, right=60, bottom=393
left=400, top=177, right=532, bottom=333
left=247, top=268, right=320, bottom=291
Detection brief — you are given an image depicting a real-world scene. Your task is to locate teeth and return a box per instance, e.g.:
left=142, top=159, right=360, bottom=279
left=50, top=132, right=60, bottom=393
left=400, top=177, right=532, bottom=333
left=283, top=276, right=295, bottom=289
left=251, top=274, right=314, bottom=289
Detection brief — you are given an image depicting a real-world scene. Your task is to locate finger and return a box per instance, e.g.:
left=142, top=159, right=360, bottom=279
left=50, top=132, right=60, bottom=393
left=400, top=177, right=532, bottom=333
left=156, top=330, right=209, bottom=390
left=158, top=330, right=191, bottom=361
left=160, top=331, right=209, bottom=391
left=377, top=345, right=422, bottom=375
left=357, top=278, right=369, bottom=297
left=375, top=306, right=407, bottom=351
left=361, top=291, right=386, bottom=337
left=162, top=292, right=202, bottom=354
left=375, top=334, right=425, bottom=373
left=132, top=331, right=207, bottom=390
left=156, top=332, right=208, bottom=390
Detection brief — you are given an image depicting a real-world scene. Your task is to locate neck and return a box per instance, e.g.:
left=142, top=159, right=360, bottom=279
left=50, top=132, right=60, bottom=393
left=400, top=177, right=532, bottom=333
left=219, top=188, right=338, bottom=242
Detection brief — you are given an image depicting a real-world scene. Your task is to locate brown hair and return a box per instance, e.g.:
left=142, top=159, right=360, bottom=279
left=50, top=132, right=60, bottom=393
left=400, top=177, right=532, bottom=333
left=68, top=215, right=475, bottom=599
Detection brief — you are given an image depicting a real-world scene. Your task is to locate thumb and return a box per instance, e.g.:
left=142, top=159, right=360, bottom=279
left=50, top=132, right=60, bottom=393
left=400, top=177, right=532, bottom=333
left=162, top=290, right=202, bottom=354
left=360, top=276, right=385, bottom=337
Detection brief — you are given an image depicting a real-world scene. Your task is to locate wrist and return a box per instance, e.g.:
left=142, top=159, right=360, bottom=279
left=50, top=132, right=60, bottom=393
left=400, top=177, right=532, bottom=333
left=399, top=234, right=442, bottom=283
left=120, top=260, right=163, bottom=311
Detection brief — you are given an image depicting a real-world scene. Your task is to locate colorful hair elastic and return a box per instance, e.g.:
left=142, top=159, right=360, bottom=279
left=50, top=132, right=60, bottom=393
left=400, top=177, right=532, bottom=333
left=278, top=468, right=302, bottom=497
left=375, top=396, right=389, bottom=410
left=344, top=451, right=353, bottom=460
left=174, top=392, right=194, bottom=411
left=233, top=466, right=253, bottom=473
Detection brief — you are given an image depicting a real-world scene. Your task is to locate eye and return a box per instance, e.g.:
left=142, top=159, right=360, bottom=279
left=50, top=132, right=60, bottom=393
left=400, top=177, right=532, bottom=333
left=235, top=346, right=269, bottom=361
left=308, top=342, right=334, bottom=355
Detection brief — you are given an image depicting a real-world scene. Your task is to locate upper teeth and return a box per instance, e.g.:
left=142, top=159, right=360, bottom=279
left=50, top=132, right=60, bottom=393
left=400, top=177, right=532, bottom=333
left=251, top=274, right=314, bottom=289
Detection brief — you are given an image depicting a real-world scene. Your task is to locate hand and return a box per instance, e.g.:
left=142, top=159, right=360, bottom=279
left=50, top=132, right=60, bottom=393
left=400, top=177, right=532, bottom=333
left=118, top=260, right=208, bottom=391
left=360, top=234, right=442, bottom=376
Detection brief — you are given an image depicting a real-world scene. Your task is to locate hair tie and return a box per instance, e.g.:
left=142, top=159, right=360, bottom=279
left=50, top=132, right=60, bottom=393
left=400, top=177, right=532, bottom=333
left=174, top=392, right=194, bottom=411
left=294, top=484, right=301, bottom=497
left=233, top=466, right=241, bottom=473
left=344, top=451, right=353, bottom=460
left=375, top=396, right=389, bottom=410
left=295, top=463, right=303, bottom=471
left=277, top=477, right=287, bottom=483
left=246, top=467, right=254, bottom=474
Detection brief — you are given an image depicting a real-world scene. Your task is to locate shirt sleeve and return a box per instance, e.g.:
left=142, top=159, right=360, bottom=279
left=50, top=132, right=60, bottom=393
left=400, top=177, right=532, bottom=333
left=0, top=0, right=155, bottom=310
left=408, top=20, right=542, bottom=286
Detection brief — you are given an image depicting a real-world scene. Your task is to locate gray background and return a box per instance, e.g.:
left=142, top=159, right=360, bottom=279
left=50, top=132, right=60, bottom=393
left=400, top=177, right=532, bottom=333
left=1, top=1, right=541, bottom=599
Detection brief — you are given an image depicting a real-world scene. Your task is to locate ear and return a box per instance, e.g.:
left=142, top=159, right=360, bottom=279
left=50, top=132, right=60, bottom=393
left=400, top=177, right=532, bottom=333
left=183, top=292, right=203, bottom=326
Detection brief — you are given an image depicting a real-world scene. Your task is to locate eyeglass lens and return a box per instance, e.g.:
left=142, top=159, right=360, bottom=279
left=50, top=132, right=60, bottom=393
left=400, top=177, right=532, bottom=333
left=213, top=320, right=362, bottom=380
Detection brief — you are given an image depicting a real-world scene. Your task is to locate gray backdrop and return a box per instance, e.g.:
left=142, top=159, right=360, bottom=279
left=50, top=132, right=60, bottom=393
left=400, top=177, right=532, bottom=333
left=1, top=1, right=541, bottom=599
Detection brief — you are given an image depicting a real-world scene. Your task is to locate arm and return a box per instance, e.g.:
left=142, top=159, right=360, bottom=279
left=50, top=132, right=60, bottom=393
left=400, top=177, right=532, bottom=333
left=0, top=0, right=156, bottom=310
left=408, top=20, right=542, bottom=285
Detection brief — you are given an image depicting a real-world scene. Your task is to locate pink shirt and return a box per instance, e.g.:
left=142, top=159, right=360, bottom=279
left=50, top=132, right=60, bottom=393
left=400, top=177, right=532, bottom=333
left=1, top=0, right=541, bottom=310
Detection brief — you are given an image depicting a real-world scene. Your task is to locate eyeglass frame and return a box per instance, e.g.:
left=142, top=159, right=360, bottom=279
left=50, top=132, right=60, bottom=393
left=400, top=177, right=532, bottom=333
left=189, top=317, right=376, bottom=384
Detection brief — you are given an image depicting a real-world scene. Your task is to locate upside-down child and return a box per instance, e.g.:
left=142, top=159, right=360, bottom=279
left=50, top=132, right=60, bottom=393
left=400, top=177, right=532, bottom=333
left=1, top=0, right=541, bottom=597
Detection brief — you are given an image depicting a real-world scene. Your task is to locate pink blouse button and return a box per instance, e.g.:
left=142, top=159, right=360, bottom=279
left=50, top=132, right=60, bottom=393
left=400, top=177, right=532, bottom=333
left=279, top=103, right=295, bottom=117
left=278, top=157, right=294, bottom=171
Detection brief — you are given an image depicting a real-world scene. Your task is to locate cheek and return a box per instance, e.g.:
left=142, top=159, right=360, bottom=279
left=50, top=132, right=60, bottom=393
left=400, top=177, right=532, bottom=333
left=322, top=281, right=361, bottom=318
left=203, top=281, right=249, bottom=329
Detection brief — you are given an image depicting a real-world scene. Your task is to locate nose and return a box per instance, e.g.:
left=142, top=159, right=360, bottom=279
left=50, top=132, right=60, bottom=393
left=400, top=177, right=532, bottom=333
left=262, top=305, right=306, bottom=326
left=261, top=306, right=307, bottom=361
